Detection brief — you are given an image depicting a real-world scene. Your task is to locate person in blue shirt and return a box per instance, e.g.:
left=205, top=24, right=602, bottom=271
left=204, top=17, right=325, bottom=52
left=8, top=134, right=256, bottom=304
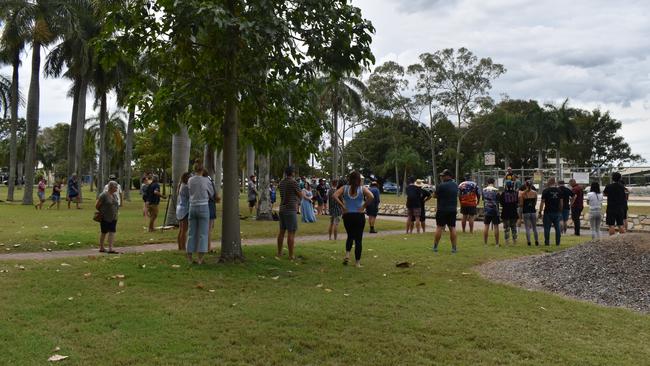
left=433, top=169, right=459, bottom=253
left=366, top=181, right=381, bottom=233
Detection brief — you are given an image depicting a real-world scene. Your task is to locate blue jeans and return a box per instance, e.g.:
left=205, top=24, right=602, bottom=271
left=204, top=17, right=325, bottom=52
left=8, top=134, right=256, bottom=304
left=543, top=211, right=562, bottom=246
left=187, top=204, right=210, bottom=253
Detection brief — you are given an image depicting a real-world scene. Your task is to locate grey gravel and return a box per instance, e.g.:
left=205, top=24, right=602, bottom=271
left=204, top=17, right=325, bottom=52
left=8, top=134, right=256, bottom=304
left=476, top=234, right=650, bottom=313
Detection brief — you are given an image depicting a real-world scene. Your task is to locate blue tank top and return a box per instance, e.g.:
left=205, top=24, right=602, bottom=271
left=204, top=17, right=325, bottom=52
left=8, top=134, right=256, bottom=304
left=344, top=185, right=364, bottom=213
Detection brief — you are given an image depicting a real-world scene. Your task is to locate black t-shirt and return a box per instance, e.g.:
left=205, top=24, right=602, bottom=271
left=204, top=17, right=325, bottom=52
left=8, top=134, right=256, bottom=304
left=420, top=189, right=432, bottom=211
left=316, top=184, right=327, bottom=199
left=148, top=182, right=161, bottom=205
left=499, top=189, right=519, bottom=219
left=558, top=186, right=573, bottom=210
left=603, top=182, right=627, bottom=213
left=541, top=187, right=562, bottom=213
left=405, top=185, right=421, bottom=209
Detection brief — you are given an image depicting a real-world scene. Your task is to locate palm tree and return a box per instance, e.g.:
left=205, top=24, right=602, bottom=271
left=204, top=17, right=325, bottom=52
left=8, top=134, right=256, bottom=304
left=0, top=74, right=10, bottom=116
left=319, top=74, right=366, bottom=179
left=164, top=124, right=191, bottom=227
left=545, top=99, right=577, bottom=178
left=86, top=109, right=126, bottom=186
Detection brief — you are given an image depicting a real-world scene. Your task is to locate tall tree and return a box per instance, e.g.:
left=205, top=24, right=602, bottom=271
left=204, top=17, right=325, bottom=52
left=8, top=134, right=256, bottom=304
left=545, top=99, right=577, bottom=178
left=164, top=125, right=191, bottom=227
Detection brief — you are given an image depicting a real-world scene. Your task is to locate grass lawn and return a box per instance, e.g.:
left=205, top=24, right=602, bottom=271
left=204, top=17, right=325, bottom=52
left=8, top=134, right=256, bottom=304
left=0, top=187, right=405, bottom=253
left=1, top=233, right=649, bottom=365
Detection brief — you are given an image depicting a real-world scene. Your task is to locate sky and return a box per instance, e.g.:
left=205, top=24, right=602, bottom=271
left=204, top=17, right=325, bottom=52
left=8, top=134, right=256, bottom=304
left=1, top=0, right=649, bottom=163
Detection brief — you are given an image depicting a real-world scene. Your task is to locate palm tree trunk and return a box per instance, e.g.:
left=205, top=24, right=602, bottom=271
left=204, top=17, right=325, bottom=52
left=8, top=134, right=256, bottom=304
left=97, top=91, right=108, bottom=195
left=455, top=138, right=462, bottom=183
left=246, top=144, right=255, bottom=178
left=395, top=164, right=400, bottom=197
left=165, top=124, right=191, bottom=226
left=215, top=148, right=222, bottom=197
left=204, top=143, right=215, bottom=177
left=538, top=148, right=543, bottom=170
left=340, top=114, right=346, bottom=177
left=402, top=167, right=408, bottom=196
left=331, top=103, right=339, bottom=179
left=221, top=96, right=244, bottom=261
left=123, top=108, right=135, bottom=200
left=556, top=146, right=561, bottom=179
left=22, top=41, right=41, bottom=205
left=7, top=51, right=19, bottom=201
left=67, top=81, right=80, bottom=178
left=74, top=78, right=88, bottom=179
left=430, top=134, right=438, bottom=186
left=257, top=152, right=272, bottom=221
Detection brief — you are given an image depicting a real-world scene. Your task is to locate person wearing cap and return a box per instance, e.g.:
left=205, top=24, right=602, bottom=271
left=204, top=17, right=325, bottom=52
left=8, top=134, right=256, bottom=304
left=366, top=181, right=381, bottom=233
left=103, top=174, right=124, bottom=207
left=433, top=169, right=459, bottom=253
left=277, top=166, right=305, bottom=259
left=557, top=180, right=574, bottom=234
left=458, top=173, right=480, bottom=234
left=405, top=176, right=423, bottom=234
left=417, top=179, right=433, bottom=233
left=500, top=180, right=519, bottom=244
left=482, top=177, right=501, bottom=246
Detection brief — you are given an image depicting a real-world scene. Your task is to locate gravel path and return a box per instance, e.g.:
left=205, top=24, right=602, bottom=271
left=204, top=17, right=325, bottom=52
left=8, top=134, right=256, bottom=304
left=476, top=234, right=650, bottom=313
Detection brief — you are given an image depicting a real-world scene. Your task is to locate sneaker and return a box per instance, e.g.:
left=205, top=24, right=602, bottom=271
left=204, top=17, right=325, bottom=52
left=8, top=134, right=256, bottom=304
left=451, top=248, right=457, bottom=254
left=527, top=242, right=531, bottom=246
left=535, top=242, right=540, bottom=246
left=432, top=245, right=438, bottom=253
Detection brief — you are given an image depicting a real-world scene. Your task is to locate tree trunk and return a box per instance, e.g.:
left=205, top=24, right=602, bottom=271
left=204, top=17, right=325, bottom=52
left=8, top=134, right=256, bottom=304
left=455, top=138, right=462, bottom=183
left=204, top=143, right=215, bottom=178
left=74, top=78, right=88, bottom=178
left=22, top=41, right=41, bottom=205
left=165, top=125, right=191, bottom=227
left=331, top=103, right=339, bottom=179
left=220, top=96, right=244, bottom=261
left=257, top=152, right=272, bottom=220
left=97, top=92, right=108, bottom=195
left=538, top=148, right=543, bottom=170
left=402, top=167, right=408, bottom=196
left=215, top=148, right=223, bottom=197
left=6, top=51, right=19, bottom=201
left=556, top=146, right=561, bottom=179
left=123, top=108, right=135, bottom=200
left=430, top=132, right=438, bottom=186
left=67, top=81, right=80, bottom=178
left=246, top=144, right=255, bottom=178
left=340, top=114, right=346, bottom=177
left=395, top=164, right=400, bottom=197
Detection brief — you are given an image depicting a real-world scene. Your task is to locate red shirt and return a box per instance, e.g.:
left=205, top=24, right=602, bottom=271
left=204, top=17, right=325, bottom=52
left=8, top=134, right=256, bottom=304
left=571, top=185, right=584, bottom=210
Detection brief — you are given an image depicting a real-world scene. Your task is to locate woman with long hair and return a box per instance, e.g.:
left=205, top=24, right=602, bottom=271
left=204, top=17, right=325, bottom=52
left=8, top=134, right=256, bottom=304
left=301, top=182, right=317, bottom=223
left=587, top=182, right=604, bottom=240
left=519, top=179, right=539, bottom=246
left=186, top=164, right=214, bottom=264
left=333, top=171, right=374, bottom=267
left=176, top=172, right=192, bottom=251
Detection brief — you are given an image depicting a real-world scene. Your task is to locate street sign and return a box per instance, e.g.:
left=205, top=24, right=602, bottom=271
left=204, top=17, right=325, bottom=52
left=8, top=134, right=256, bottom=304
left=484, top=151, right=495, bottom=166
left=573, top=172, right=590, bottom=184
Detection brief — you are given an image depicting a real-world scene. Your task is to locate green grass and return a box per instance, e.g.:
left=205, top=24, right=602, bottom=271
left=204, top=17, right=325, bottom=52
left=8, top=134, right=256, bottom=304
left=0, top=187, right=405, bottom=253
left=1, top=233, right=648, bottom=365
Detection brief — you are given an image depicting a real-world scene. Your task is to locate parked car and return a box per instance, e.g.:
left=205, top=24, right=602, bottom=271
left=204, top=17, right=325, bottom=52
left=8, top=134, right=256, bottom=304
left=383, top=182, right=398, bottom=193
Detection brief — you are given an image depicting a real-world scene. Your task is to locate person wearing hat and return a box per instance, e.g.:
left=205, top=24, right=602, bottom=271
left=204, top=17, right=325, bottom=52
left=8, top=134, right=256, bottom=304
left=433, top=169, right=459, bottom=253
left=458, top=173, right=480, bottom=234
left=103, top=174, right=124, bottom=207
left=405, top=176, right=423, bottom=234
left=416, top=179, right=433, bottom=233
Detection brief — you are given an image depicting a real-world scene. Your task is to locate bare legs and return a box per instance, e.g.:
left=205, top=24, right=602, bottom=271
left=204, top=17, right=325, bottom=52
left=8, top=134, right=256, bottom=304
left=433, top=226, right=457, bottom=252
left=99, top=232, right=115, bottom=252
left=483, top=223, right=500, bottom=246
left=177, top=219, right=188, bottom=251
left=461, top=215, right=475, bottom=233
left=277, top=230, right=296, bottom=259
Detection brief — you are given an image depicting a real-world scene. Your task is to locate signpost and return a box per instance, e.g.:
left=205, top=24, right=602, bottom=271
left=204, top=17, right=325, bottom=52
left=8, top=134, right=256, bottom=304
left=484, top=151, right=495, bottom=166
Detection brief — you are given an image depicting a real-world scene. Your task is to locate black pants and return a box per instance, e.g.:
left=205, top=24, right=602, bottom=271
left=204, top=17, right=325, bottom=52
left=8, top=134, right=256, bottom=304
left=343, top=213, right=365, bottom=261
left=571, top=207, right=582, bottom=236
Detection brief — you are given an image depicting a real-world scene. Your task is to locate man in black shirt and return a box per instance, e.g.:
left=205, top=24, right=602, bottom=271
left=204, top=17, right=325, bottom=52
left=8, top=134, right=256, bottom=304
left=603, top=172, right=627, bottom=235
left=405, top=177, right=422, bottom=234
left=557, top=180, right=574, bottom=234
left=538, top=177, right=563, bottom=246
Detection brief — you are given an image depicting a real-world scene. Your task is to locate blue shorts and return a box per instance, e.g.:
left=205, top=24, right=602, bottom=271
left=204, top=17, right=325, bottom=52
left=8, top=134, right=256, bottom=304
left=51, top=195, right=61, bottom=202
left=37, top=191, right=45, bottom=201
left=562, top=209, right=570, bottom=221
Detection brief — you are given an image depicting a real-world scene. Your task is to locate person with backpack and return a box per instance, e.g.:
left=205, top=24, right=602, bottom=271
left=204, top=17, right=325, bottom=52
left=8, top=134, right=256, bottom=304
left=500, top=180, right=519, bottom=245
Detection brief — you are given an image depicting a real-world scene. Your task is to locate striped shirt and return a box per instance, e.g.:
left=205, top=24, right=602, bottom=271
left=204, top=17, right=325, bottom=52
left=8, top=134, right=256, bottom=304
left=279, top=177, right=301, bottom=213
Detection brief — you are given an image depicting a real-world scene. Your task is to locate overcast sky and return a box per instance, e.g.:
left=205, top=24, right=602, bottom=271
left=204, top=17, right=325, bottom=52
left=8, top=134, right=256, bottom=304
left=1, top=0, right=649, bottom=163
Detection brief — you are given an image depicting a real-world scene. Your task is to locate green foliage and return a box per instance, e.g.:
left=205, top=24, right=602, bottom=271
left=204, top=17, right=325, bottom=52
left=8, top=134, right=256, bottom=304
left=36, top=122, right=68, bottom=174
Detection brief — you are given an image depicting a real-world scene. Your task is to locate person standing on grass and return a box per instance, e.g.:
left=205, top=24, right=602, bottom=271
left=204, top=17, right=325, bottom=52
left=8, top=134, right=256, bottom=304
left=366, top=181, right=381, bottom=233
left=519, top=179, right=539, bottom=246
left=586, top=182, right=604, bottom=240
left=140, top=175, right=150, bottom=218
left=569, top=179, right=584, bottom=236
left=186, top=168, right=214, bottom=264
left=328, top=179, right=343, bottom=240
left=96, top=181, right=120, bottom=254
left=35, top=176, right=46, bottom=210
left=103, top=174, right=124, bottom=207
left=176, top=172, right=191, bottom=251
left=557, top=180, right=574, bottom=234
left=318, top=179, right=328, bottom=215
left=146, top=175, right=166, bottom=232
left=48, top=179, right=62, bottom=209
left=204, top=169, right=220, bottom=252
left=405, top=177, right=422, bottom=234
left=247, top=175, right=258, bottom=216
left=482, top=177, right=501, bottom=246
left=539, top=177, right=563, bottom=246
left=603, top=172, right=627, bottom=236
left=500, top=180, right=519, bottom=245
left=277, top=166, right=304, bottom=259
left=301, top=182, right=317, bottom=223
left=67, top=174, right=81, bottom=209
left=417, top=180, right=432, bottom=233
left=433, top=169, right=459, bottom=253
left=333, top=171, right=374, bottom=267
left=458, top=173, right=480, bottom=234
left=269, top=180, right=277, bottom=212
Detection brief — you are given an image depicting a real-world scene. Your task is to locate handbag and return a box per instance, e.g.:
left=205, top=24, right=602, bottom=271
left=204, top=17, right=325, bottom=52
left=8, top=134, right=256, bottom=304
left=93, top=211, right=103, bottom=222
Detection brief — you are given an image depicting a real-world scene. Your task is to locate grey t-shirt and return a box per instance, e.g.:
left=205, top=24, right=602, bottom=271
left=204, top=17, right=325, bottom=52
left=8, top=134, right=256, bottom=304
left=248, top=181, right=257, bottom=201
left=97, top=192, right=119, bottom=222
left=188, top=176, right=214, bottom=206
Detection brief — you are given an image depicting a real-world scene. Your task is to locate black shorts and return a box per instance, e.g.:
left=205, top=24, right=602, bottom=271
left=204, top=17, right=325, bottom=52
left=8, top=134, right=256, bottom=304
left=435, top=211, right=456, bottom=228
left=100, top=220, right=117, bottom=233
left=248, top=199, right=257, bottom=208
left=209, top=201, right=216, bottom=220
left=606, top=211, right=625, bottom=226
left=460, top=206, right=477, bottom=216
left=484, top=214, right=500, bottom=226
left=366, top=205, right=378, bottom=217
left=279, top=211, right=298, bottom=232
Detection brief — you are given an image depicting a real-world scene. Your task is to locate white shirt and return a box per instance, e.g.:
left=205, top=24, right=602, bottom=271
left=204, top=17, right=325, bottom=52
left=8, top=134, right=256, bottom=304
left=104, top=183, right=124, bottom=206
left=586, top=191, right=603, bottom=213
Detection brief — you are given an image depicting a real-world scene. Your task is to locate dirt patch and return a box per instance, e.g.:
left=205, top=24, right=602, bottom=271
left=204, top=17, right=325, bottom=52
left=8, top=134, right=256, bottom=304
left=476, top=234, right=650, bottom=313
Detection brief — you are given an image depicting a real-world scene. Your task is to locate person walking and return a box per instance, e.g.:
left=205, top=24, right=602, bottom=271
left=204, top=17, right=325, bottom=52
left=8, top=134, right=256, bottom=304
left=277, top=166, right=304, bottom=259
left=301, top=182, right=317, bottom=223
left=316, top=179, right=328, bottom=215
left=586, top=182, right=604, bottom=240
left=96, top=181, right=120, bottom=254
left=569, top=179, right=584, bottom=236
left=248, top=175, right=258, bottom=216
left=186, top=168, right=214, bottom=264
left=458, top=174, right=480, bottom=233
left=269, top=180, right=277, bottom=212
left=67, top=174, right=81, bottom=209
left=35, top=177, right=46, bottom=210
left=557, top=180, right=574, bottom=234
left=519, top=179, right=539, bottom=246
left=103, top=174, right=124, bottom=207
left=417, top=179, right=433, bottom=233
left=140, top=175, right=150, bottom=218
left=328, top=179, right=343, bottom=240
left=482, top=178, right=500, bottom=246
left=366, top=181, right=381, bottom=233
left=333, top=171, right=374, bottom=267
left=48, top=179, right=62, bottom=210
left=433, top=169, right=459, bottom=253
left=539, top=177, right=563, bottom=246
left=146, top=175, right=166, bottom=232
left=500, top=180, right=519, bottom=245
left=603, top=172, right=627, bottom=236
left=405, top=177, right=422, bottom=234
left=176, top=172, right=191, bottom=251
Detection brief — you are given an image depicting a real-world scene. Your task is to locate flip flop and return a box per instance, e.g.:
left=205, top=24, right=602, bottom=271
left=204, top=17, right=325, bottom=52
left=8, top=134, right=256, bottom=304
left=99, top=248, right=106, bottom=253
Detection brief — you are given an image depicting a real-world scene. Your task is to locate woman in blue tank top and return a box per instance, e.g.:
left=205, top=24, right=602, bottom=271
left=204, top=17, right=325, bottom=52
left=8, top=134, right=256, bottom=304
left=333, top=171, right=374, bottom=267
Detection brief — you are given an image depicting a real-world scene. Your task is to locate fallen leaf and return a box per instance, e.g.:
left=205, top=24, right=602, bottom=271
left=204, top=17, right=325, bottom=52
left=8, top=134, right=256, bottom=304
left=540, top=306, right=547, bottom=311
left=231, top=303, right=237, bottom=307
left=67, top=297, right=74, bottom=301
left=368, top=249, right=374, bottom=251
left=324, top=288, right=332, bottom=292
left=48, top=354, right=68, bottom=362
left=83, top=273, right=92, bottom=277
left=139, top=264, right=146, bottom=269
left=68, top=243, right=74, bottom=247
left=260, top=256, right=265, bottom=259
left=118, top=281, right=125, bottom=287
left=42, top=226, right=49, bottom=229
left=171, top=264, right=181, bottom=268
left=383, top=273, right=387, bottom=277
left=343, top=293, right=350, bottom=297
left=53, top=346, right=60, bottom=352
left=195, top=283, right=205, bottom=289
left=396, top=262, right=411, bottom=268
left=208, top=289, right=215, bottom=293
left=17, top=265, right=25, bottom=270
left=461, top=272, right=471, bottom=275
left=373, top=255, right=378, bottom=258
left=4, top=248, right=10, bottom=251
left=316, top=283, right=323, bottom=288
left=112, top=274, right=125, bottom=279
left=271, top=276, right=280, bottom=280
left=47, top=248, right=52, bottom=252
left=60, top=263, right=70, bottom=267
left=13, top=244, right=20, bottom=247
